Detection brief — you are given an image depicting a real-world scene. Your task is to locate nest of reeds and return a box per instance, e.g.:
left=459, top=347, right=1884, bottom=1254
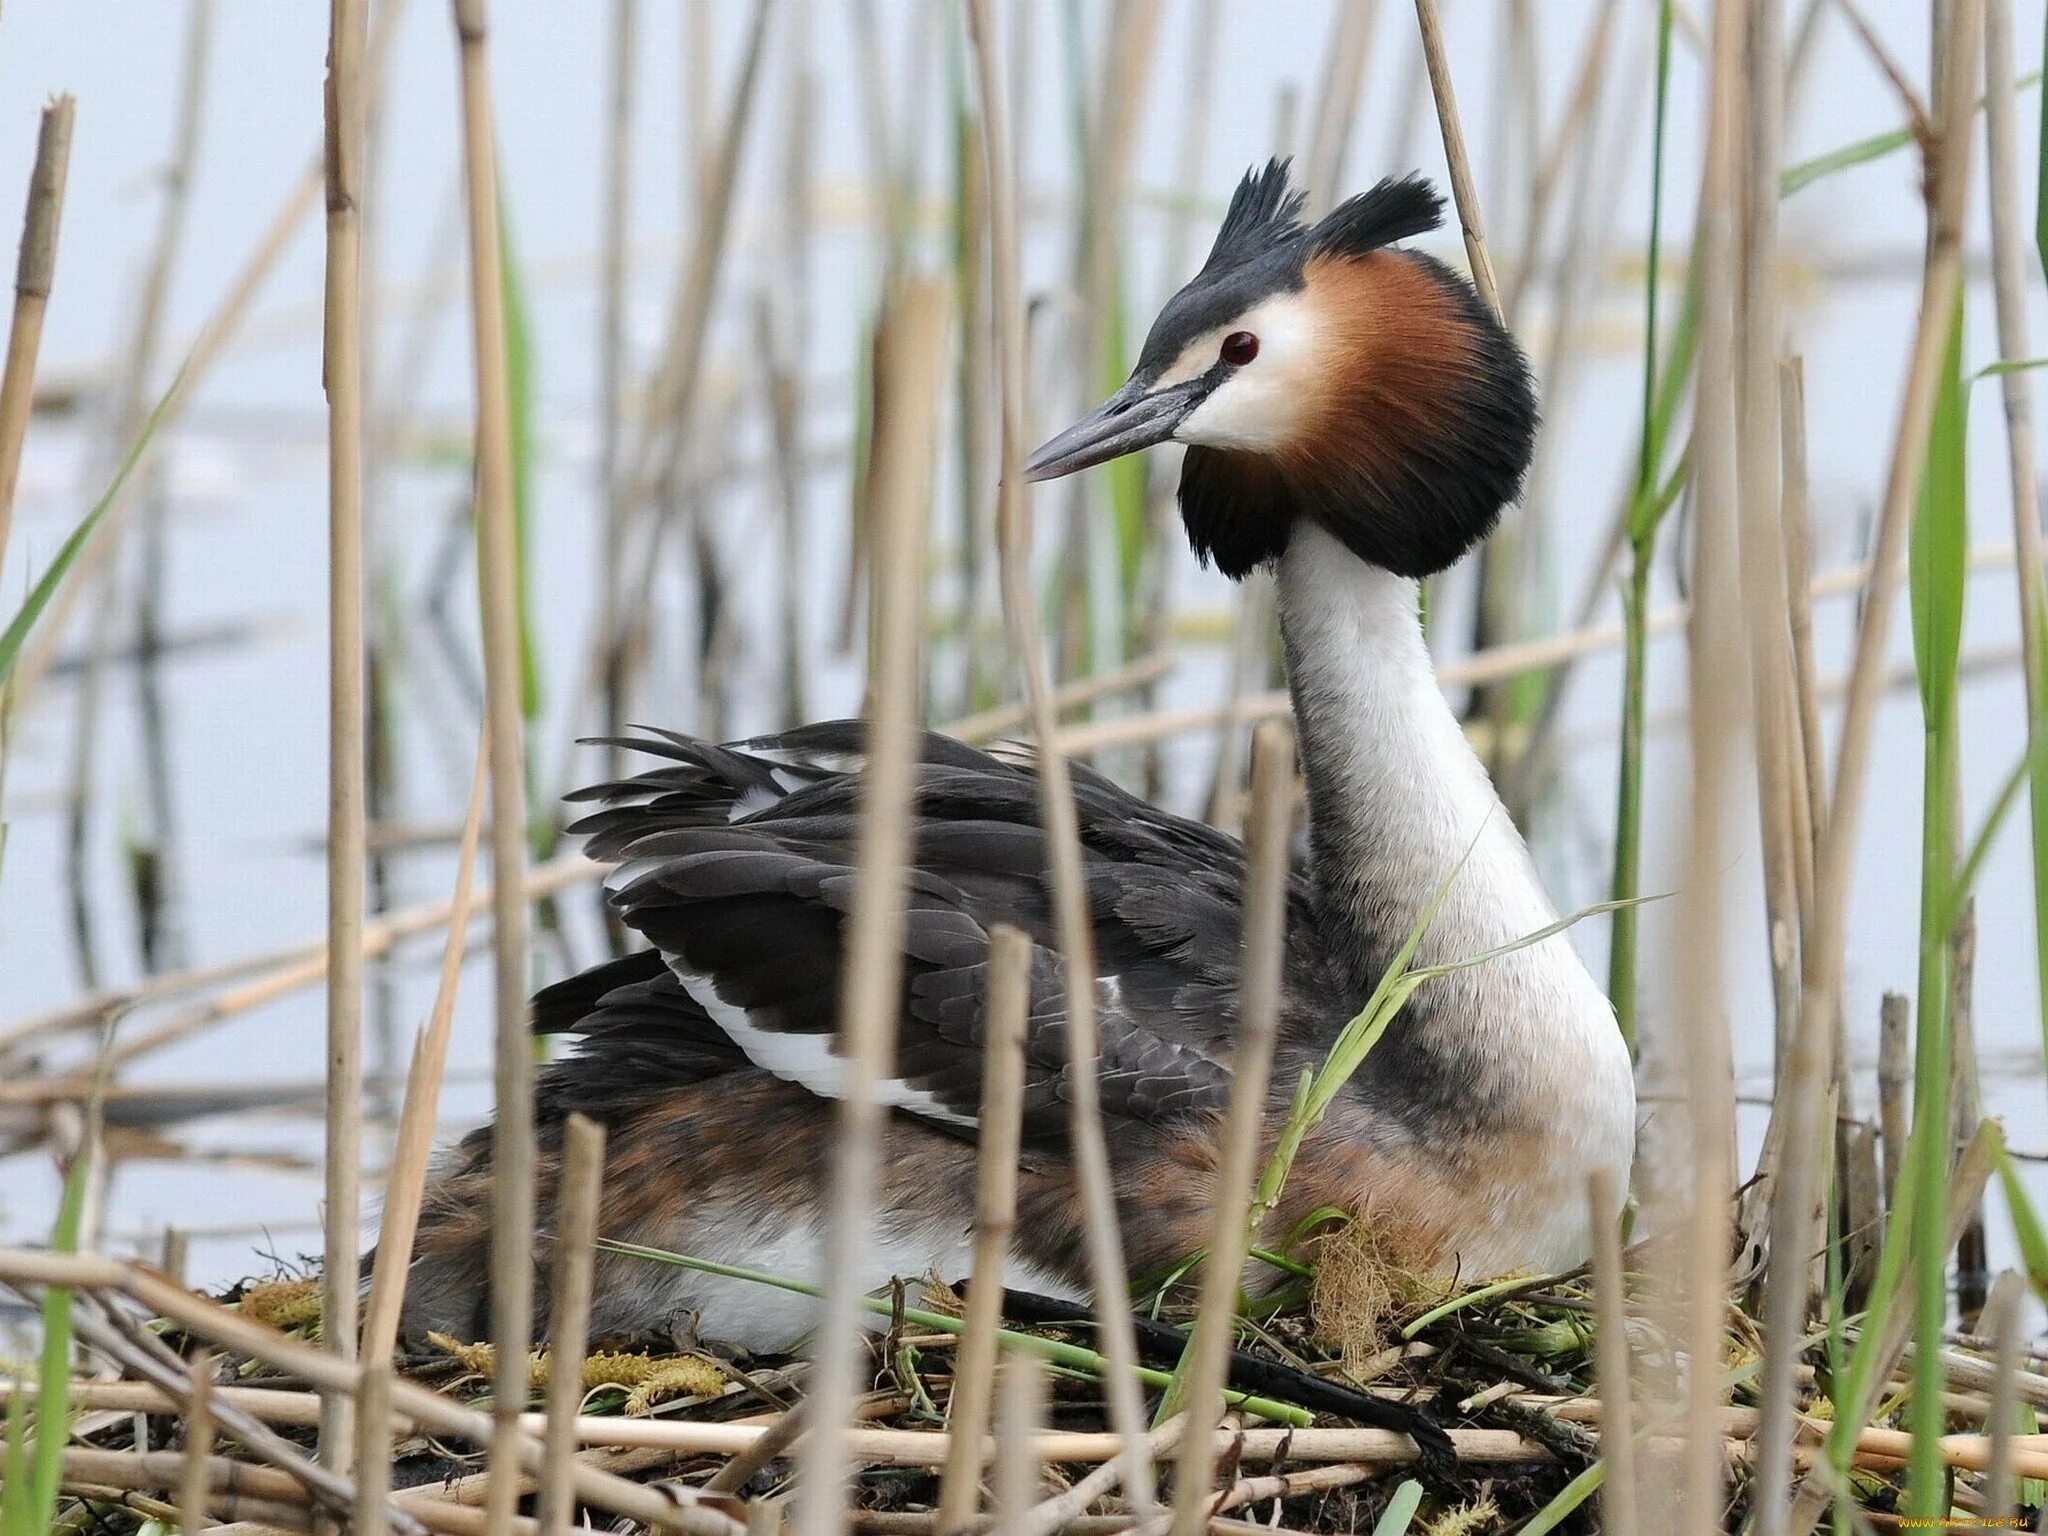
left=8, top=1232, right=2042, bottom=1536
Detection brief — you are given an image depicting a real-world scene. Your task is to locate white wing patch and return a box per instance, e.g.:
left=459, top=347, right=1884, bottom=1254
left=671, top=964, right=979, bottom=1130
left=603, top=855, right=671, bottom=895
left=727, top=784, right=782, bottom=821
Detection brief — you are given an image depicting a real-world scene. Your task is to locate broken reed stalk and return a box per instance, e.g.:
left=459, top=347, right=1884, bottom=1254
left=1982, top=1268, right=2027, bottom=1519
left=0, top=96, right=73, bottom=572
left=1733, top=5, right=1829, bottom=1530
left=934, top=925, right=1032, bottom=1536
left=965, top=0, right=1157, bottom=1514
left=320, top=0, right=371, bottom=1480
left=1501, top=0, right=1619, bottom=323
left=1878, top=991, right=1910, bottom=1201
left=53, top=1449, right=509, bottom=1536
left=1166, top=720, right=1293, bottom=1536
left=1787, top=1124, right=1999, bottom=1535
left=1059, top=0, right=1161, bottom=688
left=1411, top=0, right=1501, bottom=314
left=595, top=0, right=770, bottom=733
left=1300, top=0, right=1375, bottom=214
left=1794, top=0, right=1985, bottom=1279
left=1131, top=0, right=1217, bottom=760
left=359, top=737, right=489, bottom=1364
left=354, top=1360, right=394, bottom=1536
left=0, top=1249, right=736, bottom=1536
left=1012, top=1420, right=1185, bottom=1536
left=1779, top=358, right=1828, bottom=903
left=1981, top=0, right=2048, bottom=1092
left=0, top=1381, right=341, bottom=1428
left=61, top=0, right=211, bottom=992
left=1669, top=0, right=1745, bottom=1529
left=447, top=0, right=535, bottom=1526
left=757, top=293, right=808, bottom=728
left=8, top=0, right=406, bottom=723
left=538, top=1114, right=606, bottom=1536
left=1843, top=0, right=1937, bottom=131
left=61, top=1291, right=425, bottom=1536
left=90, top=1388, right=2048, bottom=1481
left=1731, top=0, right=1801, bottom=1062
left=595, top=0, right=636, bottom=762
left=791, top=275, right=945, bottom=1536
left=947, top=654, right=1175, bottom=746
left=993, top=1356, right=1048, bottom=1529
left=1049, top=537, right=2048, bottom=758
left=178, top=1353, right=214, bottom=1536
left=0, top=847, right=587, bottom=1071
left=1588, top=1170, right=1637, bottom=1536
left=773, top=50, right=815, bottom=727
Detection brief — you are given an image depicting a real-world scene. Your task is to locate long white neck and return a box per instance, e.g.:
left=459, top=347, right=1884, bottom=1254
left=1272, top=523, right=1633, bottom=1278
left=1274, top=522, right=1568, bottom=981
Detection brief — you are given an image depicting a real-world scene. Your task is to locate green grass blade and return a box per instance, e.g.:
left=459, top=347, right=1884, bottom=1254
left=0, top=365, right=185, bottom=686
left=1783, top=70, right=2042, bottom=198
left=496, top=180, right=543, bottom=731
left=1972, top=355, right=2048, bottom=378
left=0, top=1379, right=28, bottom=1536
left=1368, top=1480, right=1424, bottom=1535
left=22, top=1139, right=93, bottom=1530
left=1820, top=1170, right=1916, bottom=1481
left=1993, top=1132, right=2048, bottom=1300
left=1399, top=1270, right=1568, bottom=1340
left=1517, top=1458, right=1606, bottom=1536
left=596, top=1238, right=1314, bottom=1425
left=1903, top=297, right=1968, bottom=1518
left=1608, top=552, right=1651, bottom=1047
left=1609, top=5, right=1686, bottom=1045
left=1782, top=126, right=1916, bottom=198
left=1943, top=739, right=2039, bottom=931
left=1909, top=301, right=1968, bottom=721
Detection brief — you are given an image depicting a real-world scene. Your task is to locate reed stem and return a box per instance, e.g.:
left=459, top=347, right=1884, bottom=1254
left=791, top=276, right=945, bottom=1536
left=538, top=1114, right=606, bottom=1536
left=447, top=2, right=535, bottom=1526
left=0, top=97, right=73, bottom=576
left=1982, top=0, right=2048, bottom=1102
left=934, top=925, right=1031, bottom=1536
left=1165, top=722, right=1292, bottom=1536
left=965, top=1, right=1156, bottom=1513
left=320, top=0, right=371, bottom=1480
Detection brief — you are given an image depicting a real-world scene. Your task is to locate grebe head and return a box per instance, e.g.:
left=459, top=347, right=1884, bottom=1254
left=1027, top=160, right=1536, bottom=580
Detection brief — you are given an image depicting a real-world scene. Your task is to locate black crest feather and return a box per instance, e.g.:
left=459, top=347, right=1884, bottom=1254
left=1309, top=175, right=1444, bottom=260
left=1200, top=158, right=1308, bottom=277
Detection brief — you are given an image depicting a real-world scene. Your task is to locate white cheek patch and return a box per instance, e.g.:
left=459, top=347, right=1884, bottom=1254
left=1171, top=292, right=1322, bottom=453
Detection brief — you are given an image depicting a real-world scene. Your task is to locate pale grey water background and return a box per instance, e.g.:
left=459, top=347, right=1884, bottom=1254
left=0, top=0, right=2043, bottom=1304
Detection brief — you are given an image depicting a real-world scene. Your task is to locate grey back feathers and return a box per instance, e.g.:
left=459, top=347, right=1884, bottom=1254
left=528, top=725, right=1379, bottom=1147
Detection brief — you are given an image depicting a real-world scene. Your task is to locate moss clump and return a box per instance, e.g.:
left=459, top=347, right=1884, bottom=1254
left=1306, top=1215, right=1446, bottom=1369
left=239, top=1278, right=322, bottom=1332
left=1421, top=1494, right=1501, bottom=1536
left=426, top=1333, right=726, bottom=1411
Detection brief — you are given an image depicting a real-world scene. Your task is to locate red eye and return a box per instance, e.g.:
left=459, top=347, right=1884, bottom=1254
left=1221, top=330, right=1259, bottom=366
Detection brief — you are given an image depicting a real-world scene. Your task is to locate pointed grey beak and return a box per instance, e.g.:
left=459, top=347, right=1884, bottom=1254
left=1025, top=376, right=1206, bottom=482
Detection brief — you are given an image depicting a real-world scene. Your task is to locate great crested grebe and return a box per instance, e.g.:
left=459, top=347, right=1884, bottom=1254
left=402, top=162, right=1637, bottom=1347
